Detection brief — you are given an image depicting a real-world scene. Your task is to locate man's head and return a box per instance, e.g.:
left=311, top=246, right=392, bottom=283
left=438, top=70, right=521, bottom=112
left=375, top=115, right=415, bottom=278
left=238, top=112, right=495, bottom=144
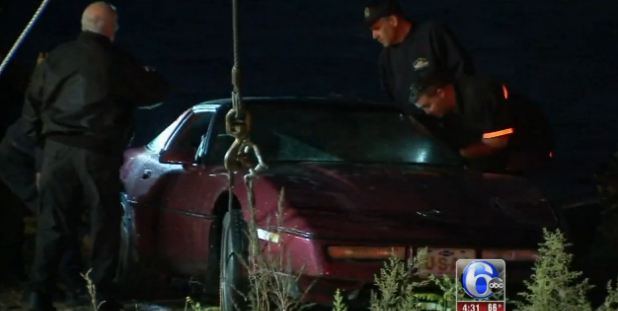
left=364, top=0, right=409, bottom=47
left=410, top=71, right=457, bottom=118
left=81, top=2, right=118, bottom=42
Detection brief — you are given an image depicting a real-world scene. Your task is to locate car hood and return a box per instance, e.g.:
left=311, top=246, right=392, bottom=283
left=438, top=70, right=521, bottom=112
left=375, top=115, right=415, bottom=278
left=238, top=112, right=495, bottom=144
left=254, top=163, right=555, bottom=245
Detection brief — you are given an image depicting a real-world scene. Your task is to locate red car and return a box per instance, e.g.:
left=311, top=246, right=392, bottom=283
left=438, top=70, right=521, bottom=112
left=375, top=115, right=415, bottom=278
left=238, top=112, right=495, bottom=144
left=118, top=97, right=559, bottom=308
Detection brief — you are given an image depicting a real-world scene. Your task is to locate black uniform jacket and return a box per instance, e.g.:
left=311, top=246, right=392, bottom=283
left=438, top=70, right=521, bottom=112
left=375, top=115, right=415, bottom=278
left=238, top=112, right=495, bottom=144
left=438, top=76, right=553, bottom=171
left=22, top=31, right=169, bottom=153
left=440, top=76, right=513, bottom=150
left=379, top=21, right=474, bottom=113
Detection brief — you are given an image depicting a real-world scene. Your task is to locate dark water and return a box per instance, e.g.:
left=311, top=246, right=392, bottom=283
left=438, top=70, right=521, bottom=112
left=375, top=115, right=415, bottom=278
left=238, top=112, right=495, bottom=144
left=2, top=0, right=618, bottom=190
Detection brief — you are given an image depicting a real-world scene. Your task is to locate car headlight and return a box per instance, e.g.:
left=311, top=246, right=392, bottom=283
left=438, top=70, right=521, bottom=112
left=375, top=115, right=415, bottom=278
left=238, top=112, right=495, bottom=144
left=327, top=246, right=406, bottom=260
left=481, top=249, right=538, bottom=261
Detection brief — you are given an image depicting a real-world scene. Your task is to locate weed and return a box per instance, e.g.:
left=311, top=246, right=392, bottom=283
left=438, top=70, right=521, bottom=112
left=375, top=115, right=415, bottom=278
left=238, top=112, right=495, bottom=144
left=332, top=289, right=347, bottom=311
left=243, top=182, right=310, bottom=311
left=81, top=268, right=105, bottom=310
left=597, top=277, right=618, bottom=311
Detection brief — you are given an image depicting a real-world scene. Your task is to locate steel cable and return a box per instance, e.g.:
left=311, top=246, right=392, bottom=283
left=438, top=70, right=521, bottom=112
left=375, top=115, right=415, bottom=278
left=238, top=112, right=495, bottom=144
left=0, top=0, right=53, bottom=78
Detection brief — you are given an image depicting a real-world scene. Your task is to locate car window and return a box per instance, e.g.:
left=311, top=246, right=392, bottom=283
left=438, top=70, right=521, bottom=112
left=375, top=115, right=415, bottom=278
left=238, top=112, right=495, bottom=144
left=163, top=111, right=213, bottom=159
left=203, top=120, right=234, bottom=164
left=206, top=103, right=461, bottom=166
left=146, top=115, right=183, bottom=152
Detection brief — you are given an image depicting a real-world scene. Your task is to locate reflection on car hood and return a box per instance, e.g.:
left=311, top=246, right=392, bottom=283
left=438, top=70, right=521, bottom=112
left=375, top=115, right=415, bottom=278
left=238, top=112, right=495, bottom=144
left=255, top=163, right=556, bottom=245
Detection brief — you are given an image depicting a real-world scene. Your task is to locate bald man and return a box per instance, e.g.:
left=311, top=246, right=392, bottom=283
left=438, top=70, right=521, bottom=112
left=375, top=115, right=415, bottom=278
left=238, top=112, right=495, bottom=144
left=22, top=2, right=169, bottom=310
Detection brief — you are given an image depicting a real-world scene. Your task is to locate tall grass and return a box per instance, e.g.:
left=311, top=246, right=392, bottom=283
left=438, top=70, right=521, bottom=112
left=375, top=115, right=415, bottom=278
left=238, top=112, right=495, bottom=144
left=244, top=183, right=311, bottom=311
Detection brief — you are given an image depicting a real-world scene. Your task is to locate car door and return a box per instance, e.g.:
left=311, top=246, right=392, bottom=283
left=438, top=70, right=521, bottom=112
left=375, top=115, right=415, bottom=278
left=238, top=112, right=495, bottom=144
left=156, top=107, right=220, bottom=274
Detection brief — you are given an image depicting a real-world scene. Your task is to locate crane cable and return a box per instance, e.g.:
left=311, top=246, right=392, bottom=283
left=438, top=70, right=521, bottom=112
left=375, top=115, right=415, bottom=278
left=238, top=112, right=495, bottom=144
left=0, top=0, right=53, bottom=78
left=224, top=0, right=267, bottom=225
left=221, top=2, right=268, bottom=305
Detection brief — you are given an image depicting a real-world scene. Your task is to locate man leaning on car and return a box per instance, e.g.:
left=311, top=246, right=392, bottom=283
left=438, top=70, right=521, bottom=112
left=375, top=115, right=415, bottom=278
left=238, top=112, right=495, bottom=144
left=409, top=69, right=553, bottom=173
left=21, top=2, right=169, bottom=310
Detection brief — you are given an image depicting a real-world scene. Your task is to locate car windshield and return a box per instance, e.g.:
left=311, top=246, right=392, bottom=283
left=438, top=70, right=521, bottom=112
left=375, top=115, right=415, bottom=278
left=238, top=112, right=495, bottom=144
left=245, top=103, right=461, bottom=166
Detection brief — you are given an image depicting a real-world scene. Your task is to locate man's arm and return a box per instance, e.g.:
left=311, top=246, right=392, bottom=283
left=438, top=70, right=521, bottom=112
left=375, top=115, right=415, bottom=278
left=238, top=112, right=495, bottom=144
left=21, top=62, right=46, bottom=144
left=459, top=135, right=509, bottom=158
left=114, top=51, right=170, bottom=108
left=460, top=78, right=514, bottom=159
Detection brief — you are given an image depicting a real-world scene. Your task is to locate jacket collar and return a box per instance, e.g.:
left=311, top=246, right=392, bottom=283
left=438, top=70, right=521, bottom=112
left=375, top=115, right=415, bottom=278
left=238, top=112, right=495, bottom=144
left=78, top=31, right=112, bottom=46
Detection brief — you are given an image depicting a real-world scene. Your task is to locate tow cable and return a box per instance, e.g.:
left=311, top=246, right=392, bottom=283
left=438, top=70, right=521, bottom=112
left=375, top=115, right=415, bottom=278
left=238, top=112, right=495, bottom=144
left=223, top=0, right=268, bottom=258
left=0, top=0, right=53, bottom=78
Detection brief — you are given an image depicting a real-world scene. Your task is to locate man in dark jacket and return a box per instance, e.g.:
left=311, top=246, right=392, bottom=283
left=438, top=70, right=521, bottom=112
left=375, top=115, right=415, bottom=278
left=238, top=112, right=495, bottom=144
left=22, top=2, right=169, bottom=310
left=410, top=70, right=553, bottom=172
left=364, top=0, right=475, bottom=116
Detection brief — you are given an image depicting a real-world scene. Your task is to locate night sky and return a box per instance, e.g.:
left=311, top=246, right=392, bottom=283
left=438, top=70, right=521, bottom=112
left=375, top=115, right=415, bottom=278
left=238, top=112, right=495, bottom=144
left=2, top=0, right=618, bottom=196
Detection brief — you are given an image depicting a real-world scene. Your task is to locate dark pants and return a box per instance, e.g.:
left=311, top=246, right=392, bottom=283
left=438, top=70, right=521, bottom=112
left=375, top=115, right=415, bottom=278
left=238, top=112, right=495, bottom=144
left=0, top=136, right=84, bottom=290
left=30, top=140, right=122, bottom=300
left=0, top=137, right=35, bottom=282
left=0, top=136, right=38, bottom=211
left=0, top=183, right=26, bottom=283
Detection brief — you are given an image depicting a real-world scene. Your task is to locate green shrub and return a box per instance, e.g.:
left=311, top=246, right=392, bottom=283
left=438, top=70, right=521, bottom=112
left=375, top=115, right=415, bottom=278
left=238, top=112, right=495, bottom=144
left=369, top=255, right=412, bottom=311
left=367, top=248, right=455, bottom=311
left=515, top=229, right=593, bottom=311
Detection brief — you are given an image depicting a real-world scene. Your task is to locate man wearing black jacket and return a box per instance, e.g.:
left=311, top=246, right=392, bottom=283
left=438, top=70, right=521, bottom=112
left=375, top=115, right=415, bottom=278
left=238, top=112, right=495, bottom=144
left=364, top=0, right=475, bottom=116
left=410, top=71, right=553, bottom=172
left=22, top=2, right=169, bottom=310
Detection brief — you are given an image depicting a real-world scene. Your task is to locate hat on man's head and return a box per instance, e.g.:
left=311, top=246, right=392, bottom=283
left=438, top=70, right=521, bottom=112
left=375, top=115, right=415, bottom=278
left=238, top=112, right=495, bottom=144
left=408, top=69, right=453, bottom=104
left=364, top=0, right=404, bottom=27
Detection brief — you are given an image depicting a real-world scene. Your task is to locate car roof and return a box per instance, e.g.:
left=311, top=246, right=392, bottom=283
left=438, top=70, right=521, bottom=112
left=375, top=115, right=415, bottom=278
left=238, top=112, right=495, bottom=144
left=190, top=96, right=402, bottom=114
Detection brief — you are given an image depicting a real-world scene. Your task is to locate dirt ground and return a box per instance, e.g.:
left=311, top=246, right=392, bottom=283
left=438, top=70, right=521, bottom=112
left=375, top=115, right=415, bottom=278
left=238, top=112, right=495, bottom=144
left=0, top=213, right=217, bottom=311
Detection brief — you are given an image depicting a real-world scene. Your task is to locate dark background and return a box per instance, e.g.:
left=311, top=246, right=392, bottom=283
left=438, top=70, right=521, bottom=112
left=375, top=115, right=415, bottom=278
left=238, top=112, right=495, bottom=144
left=2, top=0, right=618, bottom=196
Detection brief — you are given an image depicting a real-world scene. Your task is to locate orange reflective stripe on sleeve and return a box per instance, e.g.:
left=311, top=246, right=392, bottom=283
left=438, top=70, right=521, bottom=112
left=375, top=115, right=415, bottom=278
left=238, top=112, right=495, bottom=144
left=501, top=84, right=509, bottom=100
left=482, top=128, right=514, bottom=139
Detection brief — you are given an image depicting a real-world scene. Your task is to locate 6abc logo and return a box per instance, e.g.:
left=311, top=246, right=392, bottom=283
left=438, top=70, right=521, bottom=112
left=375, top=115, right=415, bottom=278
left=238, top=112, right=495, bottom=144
left=457, top=259, right=505, bottom=301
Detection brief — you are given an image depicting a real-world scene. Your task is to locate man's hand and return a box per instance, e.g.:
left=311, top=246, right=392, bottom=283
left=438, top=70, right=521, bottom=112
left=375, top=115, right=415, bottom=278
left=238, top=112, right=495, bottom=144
left=36, top=52, right=48, bottom=65
left=459, top=136, right=509, bottom=159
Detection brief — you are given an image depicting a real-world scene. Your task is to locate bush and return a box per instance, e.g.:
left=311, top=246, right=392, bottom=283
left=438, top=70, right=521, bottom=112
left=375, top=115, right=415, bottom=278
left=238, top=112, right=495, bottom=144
left=515, top=229, right=593, bottom=311
left=368, top=248, right=455, bottom=311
